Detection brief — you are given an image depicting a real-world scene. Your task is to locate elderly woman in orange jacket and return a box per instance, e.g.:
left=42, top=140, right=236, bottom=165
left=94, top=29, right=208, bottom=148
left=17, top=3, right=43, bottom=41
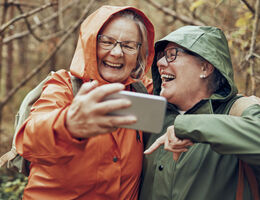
left=15, top=5, right=154, bottom=200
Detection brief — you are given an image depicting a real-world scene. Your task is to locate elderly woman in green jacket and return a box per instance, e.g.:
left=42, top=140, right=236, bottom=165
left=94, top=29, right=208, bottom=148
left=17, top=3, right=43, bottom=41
left=139, top=26, right=260, bottom=200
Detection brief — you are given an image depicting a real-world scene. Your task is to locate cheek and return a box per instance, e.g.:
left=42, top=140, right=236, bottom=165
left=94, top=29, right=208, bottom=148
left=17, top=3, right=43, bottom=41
left=97, top=48, right=104, bottom=62
left=127, top=55, right=138, bottom=71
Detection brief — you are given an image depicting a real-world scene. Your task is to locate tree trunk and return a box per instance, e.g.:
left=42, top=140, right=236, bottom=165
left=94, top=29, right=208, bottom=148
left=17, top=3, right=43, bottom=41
left=6, top=5, right=14, bottom=94
left=0, top=0, right=8, bottom=97
left=19, top=37, right=28, bottom=78
left=0, top=0, right=9, bottom=134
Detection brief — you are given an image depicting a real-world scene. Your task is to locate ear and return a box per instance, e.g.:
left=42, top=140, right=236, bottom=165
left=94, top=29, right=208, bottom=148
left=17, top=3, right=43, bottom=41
left=201, top=62, right=214, bottom=77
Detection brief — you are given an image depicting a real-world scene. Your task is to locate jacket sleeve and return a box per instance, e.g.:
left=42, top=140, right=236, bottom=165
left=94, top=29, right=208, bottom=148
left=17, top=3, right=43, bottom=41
left=15, top=70, right=86, bottom=165
left=174, top=104, right=260, bottom=165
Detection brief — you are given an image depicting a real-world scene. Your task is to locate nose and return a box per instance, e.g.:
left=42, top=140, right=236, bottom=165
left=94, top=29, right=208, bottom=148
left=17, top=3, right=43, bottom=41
left=110, top=43, right=123, bottom=57
left=157, top=56, right=168, bottom=73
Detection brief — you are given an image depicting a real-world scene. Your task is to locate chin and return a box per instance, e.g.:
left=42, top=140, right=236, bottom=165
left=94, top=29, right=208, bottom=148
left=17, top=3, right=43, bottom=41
left=160, top=90, right=168, bottom=98
left=104, top=77, right=121, bottom=83
left=105, top=75, right=126, bottom=83
left=160, top=90, right=173, bottom=102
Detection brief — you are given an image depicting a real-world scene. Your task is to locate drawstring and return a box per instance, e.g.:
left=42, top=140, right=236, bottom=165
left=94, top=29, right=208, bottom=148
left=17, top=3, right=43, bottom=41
left=136, top=130, right=141, bottom=143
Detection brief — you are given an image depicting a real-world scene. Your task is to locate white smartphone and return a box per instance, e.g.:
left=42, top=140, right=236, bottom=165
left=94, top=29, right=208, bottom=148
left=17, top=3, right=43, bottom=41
left=104, top=91, right=167, bottom=134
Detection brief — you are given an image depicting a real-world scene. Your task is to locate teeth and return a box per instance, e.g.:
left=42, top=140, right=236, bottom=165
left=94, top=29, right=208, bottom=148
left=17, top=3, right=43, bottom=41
left=104, top=61, right=122, bottom=68
left=161, top=74, right=175, bottom=79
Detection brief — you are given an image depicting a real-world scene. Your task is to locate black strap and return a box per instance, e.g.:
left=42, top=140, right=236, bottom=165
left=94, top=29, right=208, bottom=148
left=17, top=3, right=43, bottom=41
left=215, top=94, right=243, bottom=114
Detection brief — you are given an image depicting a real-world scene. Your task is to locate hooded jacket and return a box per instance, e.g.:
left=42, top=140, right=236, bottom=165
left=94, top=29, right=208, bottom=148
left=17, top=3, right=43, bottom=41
left=15, top=6, right=154, bottom=200
left=139, top=26, right=260, bottom=200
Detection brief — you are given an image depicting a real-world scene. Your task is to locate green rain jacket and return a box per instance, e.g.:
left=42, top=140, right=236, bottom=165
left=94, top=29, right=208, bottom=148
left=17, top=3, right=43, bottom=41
left=139, top=26, right=260, bottom=200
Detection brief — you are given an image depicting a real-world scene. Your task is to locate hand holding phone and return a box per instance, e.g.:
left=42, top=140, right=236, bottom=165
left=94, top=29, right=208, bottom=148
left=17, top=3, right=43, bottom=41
left=104, top=91, right=167, bottom=134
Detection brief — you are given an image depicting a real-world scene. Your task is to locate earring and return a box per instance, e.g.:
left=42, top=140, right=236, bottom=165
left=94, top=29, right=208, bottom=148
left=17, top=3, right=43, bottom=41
left=200, top=74, right=206, bottom=79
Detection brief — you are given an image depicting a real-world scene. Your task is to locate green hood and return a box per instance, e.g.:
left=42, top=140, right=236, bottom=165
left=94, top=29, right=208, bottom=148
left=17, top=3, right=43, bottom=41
left=152, top=26, right=238, bottom=102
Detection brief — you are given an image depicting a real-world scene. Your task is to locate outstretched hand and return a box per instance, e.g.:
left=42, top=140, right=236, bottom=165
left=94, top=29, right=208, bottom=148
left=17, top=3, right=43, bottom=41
left=144, top=125, right=193, bottom=161
left=66, top=81, right=137, bottom=139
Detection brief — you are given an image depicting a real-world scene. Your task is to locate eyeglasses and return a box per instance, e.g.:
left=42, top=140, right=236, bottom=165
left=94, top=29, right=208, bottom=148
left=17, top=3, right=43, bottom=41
left=157, top=47, right=191, bottom=63
left=98, top=35, right=141, bottom=55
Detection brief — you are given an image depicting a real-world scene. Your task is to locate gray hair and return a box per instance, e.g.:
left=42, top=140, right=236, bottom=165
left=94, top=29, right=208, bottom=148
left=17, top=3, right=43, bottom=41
left=208, top=68, right=228, bottom=94
left=195, top=56, right=227, bottom=93
left=112, top=10, right=148, bottom=79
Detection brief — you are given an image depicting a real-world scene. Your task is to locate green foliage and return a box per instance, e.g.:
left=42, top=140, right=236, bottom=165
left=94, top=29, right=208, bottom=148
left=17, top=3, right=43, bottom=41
left=0, top=0, right=259, bottom=198
left=0, top=169, right=27, bottom=200
left=190, top=0, right=206, bottom=12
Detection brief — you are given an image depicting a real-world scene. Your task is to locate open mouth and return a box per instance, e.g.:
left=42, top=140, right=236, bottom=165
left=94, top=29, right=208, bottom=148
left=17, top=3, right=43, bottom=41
left=103, top=61, right=123, bottom=69
left=161, top=74, right=176, bottom=82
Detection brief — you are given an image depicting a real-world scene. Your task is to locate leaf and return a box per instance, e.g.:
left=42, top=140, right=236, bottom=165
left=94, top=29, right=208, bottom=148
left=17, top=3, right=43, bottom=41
left=238, top=27, right=247, bottom=35
left=228, top=40, right=233, bottom=49
left=190, top=0, right=205, bottom=12
left=216, top=0, right=224, bottom=7
left=235, top=12, right=253, bottom=28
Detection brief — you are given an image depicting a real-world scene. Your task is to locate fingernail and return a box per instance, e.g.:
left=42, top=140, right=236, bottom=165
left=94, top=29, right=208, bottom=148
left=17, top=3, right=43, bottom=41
left=124, top=100, right=132, bottom=105
left=91, top=80, right=98, bottom=85
left=115, top=83, right=125, bottom=89
left=130, top=116, right=137, bottom=122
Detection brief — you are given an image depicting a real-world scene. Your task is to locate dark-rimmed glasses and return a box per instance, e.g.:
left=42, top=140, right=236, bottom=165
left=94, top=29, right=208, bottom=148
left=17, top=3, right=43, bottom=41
left=98, top=35, right=141, bottom=55
left=157, top=47, right=193, bottom=63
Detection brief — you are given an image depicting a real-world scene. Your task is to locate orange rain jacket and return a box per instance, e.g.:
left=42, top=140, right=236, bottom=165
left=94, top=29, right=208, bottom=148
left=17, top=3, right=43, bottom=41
left=16, top=5, right=154, bottom=200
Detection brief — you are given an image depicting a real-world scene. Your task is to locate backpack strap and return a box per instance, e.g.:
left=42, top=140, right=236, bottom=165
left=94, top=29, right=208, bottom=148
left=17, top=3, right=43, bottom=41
left=215, top=94, right=243, bottom=114
left=228, top=95, right=260, bottom=200
left=236, top=160, right=260, bottom=200
left=13, top=72, right=54, bottom=144
left=0, top=71, right=82, bottom=170
left=230, top=96, right=260, bottom=116
left=0, top=148, right=16, bottom=168
left=69, top=72, right=82, bottom=96
left=243, top=162, right=260, bottom=200
left=236, top=159, right=245, bottom=200
left=0, top=74, right=53, bottom=168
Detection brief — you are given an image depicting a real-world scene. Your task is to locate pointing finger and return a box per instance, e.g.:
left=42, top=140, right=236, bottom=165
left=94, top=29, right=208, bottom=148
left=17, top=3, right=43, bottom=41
left=144, top=134, right=166, bottom=155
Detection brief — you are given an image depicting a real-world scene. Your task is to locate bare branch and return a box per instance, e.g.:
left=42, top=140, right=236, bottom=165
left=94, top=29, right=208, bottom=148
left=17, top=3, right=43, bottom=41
left=0, top=0, right=8, bottom=91
left=0, top=1, right=40, bottom=8
left=0, top=0, right=96, bottom=109
left=41, top=29, right=67, bottom=41
left=145, top=0, right=206, bottom=26
left=0, top=0, right=9, bottom=131
left=59, top=0, right=64, bottom=29
left=2, top=0, right=79, bottom=44
left=240, top=0, right=255, bottom=14
left=0, top=2, right=56, bottom=34
left=253, top=53, right=260, bottom=59
left=15, top=3, right=43, bottom=42
left=248, top=0, right=260, bottom=56
left=247, top=0, right=260, bottom=95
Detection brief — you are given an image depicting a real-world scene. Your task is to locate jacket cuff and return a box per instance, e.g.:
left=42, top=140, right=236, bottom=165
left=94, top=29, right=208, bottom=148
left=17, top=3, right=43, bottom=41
left=54, top=107, right=87, bottom=146
left=174, top=115, right=202, bottom=142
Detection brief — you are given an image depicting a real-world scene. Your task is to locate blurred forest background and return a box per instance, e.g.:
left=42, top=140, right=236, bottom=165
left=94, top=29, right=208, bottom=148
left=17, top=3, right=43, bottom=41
left=0, top=0, right=259, bottom=199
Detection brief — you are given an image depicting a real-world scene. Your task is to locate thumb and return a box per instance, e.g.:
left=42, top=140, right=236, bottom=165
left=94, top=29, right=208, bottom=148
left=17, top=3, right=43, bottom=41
left=144, top=134, right=165, bottom=155
left=76, top=80, right=99, bottom=96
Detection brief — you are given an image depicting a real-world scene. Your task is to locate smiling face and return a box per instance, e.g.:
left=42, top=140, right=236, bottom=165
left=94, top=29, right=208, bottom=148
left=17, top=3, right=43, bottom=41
left=97, top=16, right=141, bottom=83
left=157, top=42, right=211, bottom=110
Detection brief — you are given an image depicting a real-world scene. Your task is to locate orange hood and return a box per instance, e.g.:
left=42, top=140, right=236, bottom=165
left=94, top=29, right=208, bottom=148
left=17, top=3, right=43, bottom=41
left=69, top=5, right=155, bottom=85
